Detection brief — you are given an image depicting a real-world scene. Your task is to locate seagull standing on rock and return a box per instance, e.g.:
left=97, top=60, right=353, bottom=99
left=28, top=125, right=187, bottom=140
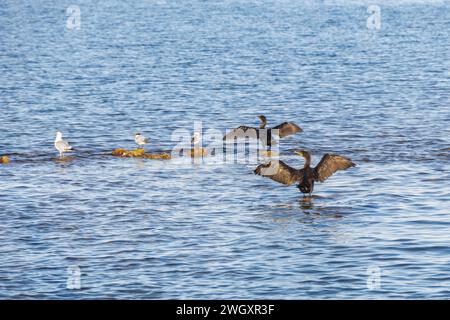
left=134, top=133, right=149, bottom=149
left=191, top=132, right=201, bottom=146
left=54, top=131, right=74, bottom=158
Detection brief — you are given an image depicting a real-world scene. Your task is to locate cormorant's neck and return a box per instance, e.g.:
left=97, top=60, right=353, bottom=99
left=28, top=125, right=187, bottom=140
left=259, top=118, right=267, bottom=129
left=302, top=153, right=311, bottom=168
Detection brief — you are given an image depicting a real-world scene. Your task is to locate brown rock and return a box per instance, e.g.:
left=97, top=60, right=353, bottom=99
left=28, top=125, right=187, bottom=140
left=0, top=156, right=10, bottom=164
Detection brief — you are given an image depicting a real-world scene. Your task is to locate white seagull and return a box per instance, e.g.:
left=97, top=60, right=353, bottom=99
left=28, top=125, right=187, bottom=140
left=134, top=132, right=149, bottom=148
left=54, top=131, right=74, bottom=158
left=191, top=132, right=201, bottom=146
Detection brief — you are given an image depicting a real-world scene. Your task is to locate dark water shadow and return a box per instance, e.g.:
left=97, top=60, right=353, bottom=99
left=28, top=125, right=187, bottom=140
left=297, top=196, right=347, bottom=219
left=261, top=195, right=350, bottom=225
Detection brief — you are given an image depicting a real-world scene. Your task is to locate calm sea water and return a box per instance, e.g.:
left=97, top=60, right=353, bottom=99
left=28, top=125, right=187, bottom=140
left=1, top=0, right=450, bottom=299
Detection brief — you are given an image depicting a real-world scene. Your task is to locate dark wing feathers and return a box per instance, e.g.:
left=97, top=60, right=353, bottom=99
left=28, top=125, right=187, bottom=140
left=223, top=126, right=258, bottom=141
left=254, top=160, right=303, bottom=186
left=314, top=154, right=355, bottom=183
left=225, top=120, right=302, bottom=140
left=271, top=122, right=303, bottom=138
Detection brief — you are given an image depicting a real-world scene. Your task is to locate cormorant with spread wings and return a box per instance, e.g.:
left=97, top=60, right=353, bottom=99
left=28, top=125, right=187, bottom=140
left=254, top=150, right=356, bottom=196
left=223, top=115, right=303, bottom=146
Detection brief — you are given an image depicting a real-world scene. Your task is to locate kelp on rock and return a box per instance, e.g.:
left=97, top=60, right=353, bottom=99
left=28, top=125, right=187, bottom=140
left=111, top=148, right=171, bottom=159
left=0, top=156, right=10, bottom=164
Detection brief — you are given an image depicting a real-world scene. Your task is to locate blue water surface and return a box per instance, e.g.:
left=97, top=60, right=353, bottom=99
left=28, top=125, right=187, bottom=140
left=0, top=0, right=449, bottom=299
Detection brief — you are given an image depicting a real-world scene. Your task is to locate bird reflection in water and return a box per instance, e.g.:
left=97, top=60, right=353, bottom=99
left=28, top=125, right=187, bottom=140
left=298, top=196, right=344, bottom=219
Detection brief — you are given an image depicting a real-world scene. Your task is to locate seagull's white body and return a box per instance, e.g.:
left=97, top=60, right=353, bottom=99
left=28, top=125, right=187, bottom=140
left=191, top=132, right=201, bottom=146
left=54, top=131, right=73, bottom=158
left=134, top=133, right=149, bottom=148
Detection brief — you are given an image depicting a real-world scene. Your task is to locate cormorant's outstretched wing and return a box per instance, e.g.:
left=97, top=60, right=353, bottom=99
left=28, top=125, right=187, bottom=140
left=271, top=122, right=303, bottom=138
left=254, top=160, right=303, bottom=186
left=223, top=126, right=258, bottom=141
left=314, top=154, right=355, bottom=183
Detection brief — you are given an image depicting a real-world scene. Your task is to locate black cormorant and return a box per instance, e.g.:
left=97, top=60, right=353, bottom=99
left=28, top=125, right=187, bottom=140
left=254, top=150, right=355, bottom=196
left=223, top=115, right=303, bottom=146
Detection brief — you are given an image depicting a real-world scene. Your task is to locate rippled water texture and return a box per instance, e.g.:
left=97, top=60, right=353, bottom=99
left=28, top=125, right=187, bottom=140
left=1, top=0, right=450, bottom=299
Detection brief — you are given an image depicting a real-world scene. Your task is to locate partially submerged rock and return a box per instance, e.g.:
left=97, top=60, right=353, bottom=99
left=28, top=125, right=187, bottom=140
left=0, top=156, right=9, bottom=164
left=112, top=148, right=145, bottom=157
left=189, top=148, right=208, bottom=158
left=261, top=150, right=279, bottom=158
left=143, top=153, right=171, bottom=160
left=55, top=156, right=76, bottom=163
left=112, top=148, right=171, bottom=159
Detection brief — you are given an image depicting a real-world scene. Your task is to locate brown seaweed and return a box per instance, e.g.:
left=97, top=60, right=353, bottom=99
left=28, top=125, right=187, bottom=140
left=111, top=148, right=171, bottom=159
left=189, top=148, right=208, bottom=158
left=0, top=156, right=10, bottom=164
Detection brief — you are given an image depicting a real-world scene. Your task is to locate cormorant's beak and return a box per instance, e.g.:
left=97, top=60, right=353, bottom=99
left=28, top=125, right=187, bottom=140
left=294, top=151, right=303, bottom=156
